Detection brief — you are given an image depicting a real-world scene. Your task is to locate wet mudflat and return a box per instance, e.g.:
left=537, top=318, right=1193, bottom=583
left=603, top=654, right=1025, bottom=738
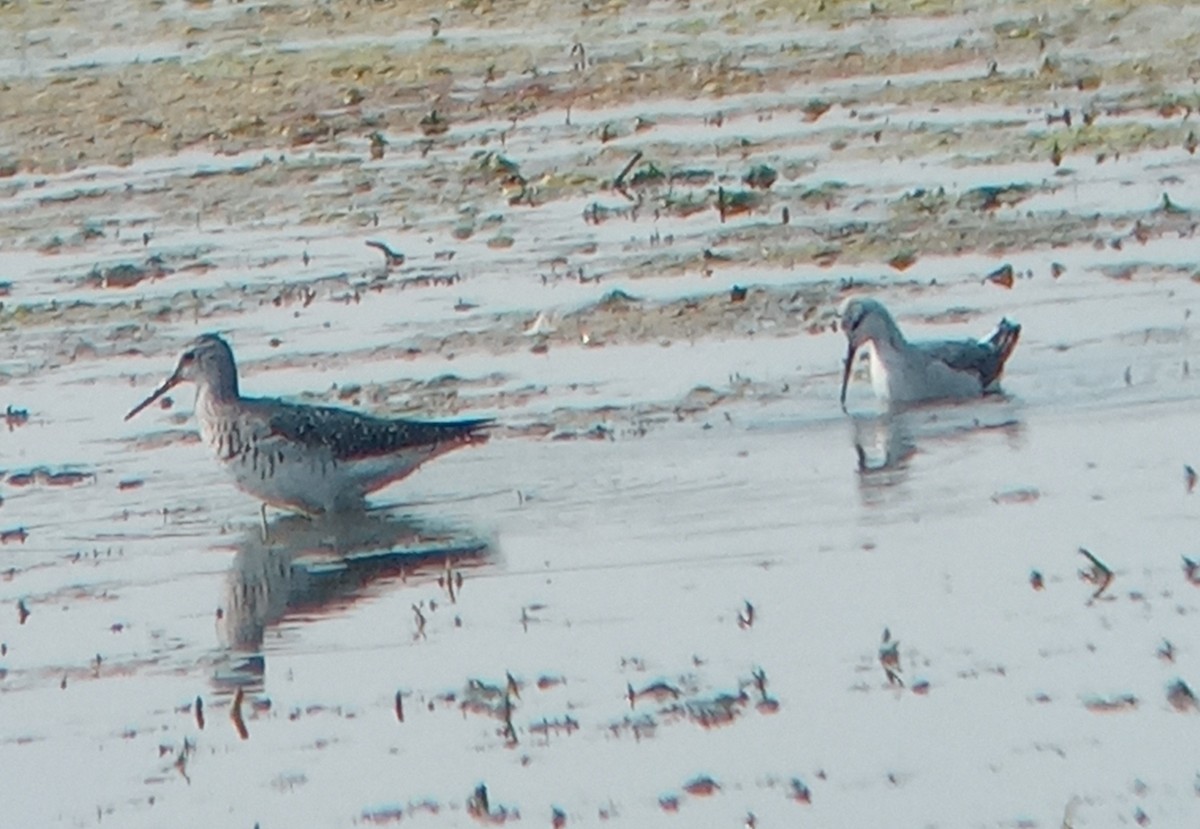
left=3, top=0, right=1200, bottom=826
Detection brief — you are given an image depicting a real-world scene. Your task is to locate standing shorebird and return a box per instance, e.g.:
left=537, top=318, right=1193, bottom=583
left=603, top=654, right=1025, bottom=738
left=125, top=334, right=493, bottom=522
left=839, top=297, right=1021, bottom=408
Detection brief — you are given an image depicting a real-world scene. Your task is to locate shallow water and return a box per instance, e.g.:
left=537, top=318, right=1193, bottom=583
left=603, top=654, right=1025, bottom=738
left=4, top=0, right=1200, bottom=827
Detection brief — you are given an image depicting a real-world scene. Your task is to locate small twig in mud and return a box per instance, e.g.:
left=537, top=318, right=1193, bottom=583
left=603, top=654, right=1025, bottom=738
left=1186, top=464, right=1197, bottom=493
left=230, top=687, right=249, bottom=740
left=439, top=558, right=458, bottom=602
left=879, top=628, right=902, bottom=687
left=395, top=690, right=405, bottom=723
left=627, top=680, right=681, bottom=709
left=737, top=600, right=754, bottom=629
left=413, top=604, right=427, bottom=639
left=790, top=777, right=812, bottom=804
left=174, top=737, right=193, bottom=783
left=613, top=150, right=643, bottom=189
left=682, top=775, right=720, bottom=796
left=467, top=783, right=517, bottom=822
left=1082, top=693, right=1137, bottom=713
left=1046, top=108, right=1072, bottom=127
left=194, top=695, right=205, bottom=730
left=985, top=263, right=1014, bottom=289
left=1167, top=678, right=1199, bottom=712
left=365, top=239, right=405, bottom=269
left=1077, top=548, right=1114, bottom=600
left=467, top=783, right=490, bottom=818
left=501, top=692, right=518, bottom=745
left=523, top=310, right=556, bottom=338
left=1160, top=192, right=1188, bottom=214
left=1183, top=130, right=1200, bottom=157
left=750, top=667, right=780, bottom=711
left=2, top=527, right=28, bottom=544
left=751, top=667, right=768, bottom=699
left=1183, top=556, right=1200, bottom=585
left=1030, top=570, right=1045, bottom=590
left=5, top=405, right=29, bottom=430
left=420, top=109, right=450, bottom=136
left=17, top=599, right=29, bottom=625
left=1158, top=639, right=1176, bottom=663
left=570, top=41, right=586, bottom=72
left=368, top=131, right=387, bottom=161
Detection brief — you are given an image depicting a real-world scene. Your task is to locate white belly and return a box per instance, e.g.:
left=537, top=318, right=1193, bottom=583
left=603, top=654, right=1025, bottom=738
left=866, top=342, right=982, bottom=404
left=201, top=417, right=435, bottom=513
left=221, top=444, right=346, bottom=514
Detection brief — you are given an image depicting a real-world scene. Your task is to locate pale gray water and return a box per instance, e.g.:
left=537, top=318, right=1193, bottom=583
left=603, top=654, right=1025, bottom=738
left=3, top=1, right=1200, bottom=826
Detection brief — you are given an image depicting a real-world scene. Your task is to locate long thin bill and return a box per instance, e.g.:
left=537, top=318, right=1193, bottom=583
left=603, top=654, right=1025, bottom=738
left=839, top=343, right=857, bottom=411
left=124, top=373, right=180, bottom=421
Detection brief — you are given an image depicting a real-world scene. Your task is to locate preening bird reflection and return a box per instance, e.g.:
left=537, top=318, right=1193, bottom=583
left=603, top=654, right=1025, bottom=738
left=851, top=405, right=1023, bottom=505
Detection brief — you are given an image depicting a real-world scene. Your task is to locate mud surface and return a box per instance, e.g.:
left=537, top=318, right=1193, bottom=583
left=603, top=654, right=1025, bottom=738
left=3, top=1, right=1200, bottom=826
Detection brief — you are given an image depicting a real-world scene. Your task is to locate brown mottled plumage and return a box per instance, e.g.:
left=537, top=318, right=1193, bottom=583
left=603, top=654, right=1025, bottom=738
left=126, top=334, right=492, bottom=515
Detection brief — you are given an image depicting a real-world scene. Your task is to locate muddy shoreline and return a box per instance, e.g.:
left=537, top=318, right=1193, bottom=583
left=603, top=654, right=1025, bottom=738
left=4, top=2, right=1200, bottom=827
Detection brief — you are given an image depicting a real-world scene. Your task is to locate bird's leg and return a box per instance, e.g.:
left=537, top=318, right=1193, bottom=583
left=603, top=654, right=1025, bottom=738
left=260, top=503, right=270, bottom=544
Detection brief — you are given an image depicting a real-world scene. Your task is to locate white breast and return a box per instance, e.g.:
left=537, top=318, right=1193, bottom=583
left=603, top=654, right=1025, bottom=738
left=866, top=344, right=893, bottom=400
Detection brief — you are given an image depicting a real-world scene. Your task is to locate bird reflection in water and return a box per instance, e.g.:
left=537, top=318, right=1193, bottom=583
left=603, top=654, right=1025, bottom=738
left=851, top=412, right=918, bottom=480
left=851, top=405, right=1023, bottom=503
left=212, top=510, right=492, bottom=691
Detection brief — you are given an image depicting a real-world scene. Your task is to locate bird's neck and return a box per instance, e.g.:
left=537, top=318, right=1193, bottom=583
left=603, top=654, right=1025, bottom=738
left=867, top=317, right=906, bottom=352
left=196, top=373, right=239, bottom=409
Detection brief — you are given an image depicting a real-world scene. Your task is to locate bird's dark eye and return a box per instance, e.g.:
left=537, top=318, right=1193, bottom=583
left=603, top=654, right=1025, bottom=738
left=181, top=351, right=196, bottom=363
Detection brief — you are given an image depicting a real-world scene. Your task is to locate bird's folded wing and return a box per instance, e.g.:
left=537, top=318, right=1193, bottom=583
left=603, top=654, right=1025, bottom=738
left=259, top=399, right=492, bottom=461
left=918, top=340, right=1001, bottom=386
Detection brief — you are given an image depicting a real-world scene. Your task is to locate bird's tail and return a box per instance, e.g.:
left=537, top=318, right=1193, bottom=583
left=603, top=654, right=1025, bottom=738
left=988, top=319, right=1021, bottom=369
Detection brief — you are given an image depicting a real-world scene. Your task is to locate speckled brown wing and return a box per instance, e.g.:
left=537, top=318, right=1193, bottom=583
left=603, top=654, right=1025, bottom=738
left=256, top=399, right=494, bottom=462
